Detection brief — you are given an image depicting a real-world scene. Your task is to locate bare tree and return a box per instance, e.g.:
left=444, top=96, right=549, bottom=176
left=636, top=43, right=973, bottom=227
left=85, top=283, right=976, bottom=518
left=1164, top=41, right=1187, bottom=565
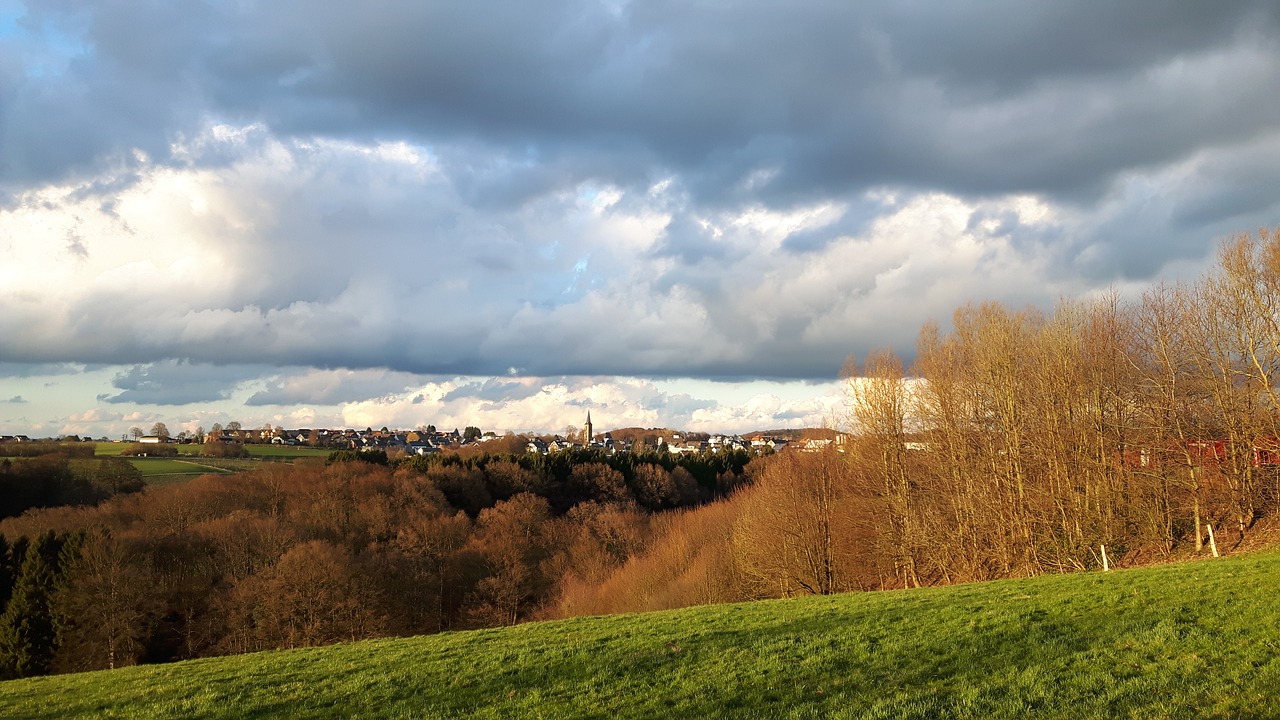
left=52, top=530, right=160, bottom=672
left=847, top=349, right=922, bottom=587
left=467, top=493, right=554, bottom=626
left=733, top=449, right=864, bottom=596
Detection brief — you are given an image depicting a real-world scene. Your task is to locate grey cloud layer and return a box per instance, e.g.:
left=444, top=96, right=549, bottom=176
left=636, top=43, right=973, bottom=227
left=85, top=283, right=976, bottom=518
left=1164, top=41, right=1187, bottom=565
left=11, top=2, right=1280, bottom=198
left=4, top=1, right=1280, bottom=390
left=97, top=361, right=267, bottom=405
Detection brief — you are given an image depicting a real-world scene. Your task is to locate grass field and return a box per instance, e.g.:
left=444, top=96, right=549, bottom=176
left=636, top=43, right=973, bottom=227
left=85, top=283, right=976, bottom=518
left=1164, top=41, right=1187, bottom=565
left=96, top=442, right=331, bottom=460
left=123, top=458, right=230, bottom=476
left=119, top=458, right=235, bottom=488
left=126, top=458, right=230, bottom=488
left=89, top=442, right=330, bottom=488
left=3, top=549, right=1279, bottom=719
left=93, top=442, right=199, bottom=457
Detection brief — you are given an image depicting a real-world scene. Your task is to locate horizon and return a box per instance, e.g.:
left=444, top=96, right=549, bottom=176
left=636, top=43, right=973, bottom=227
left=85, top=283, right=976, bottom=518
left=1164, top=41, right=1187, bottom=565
left=0, top=414, right=834, bottom=443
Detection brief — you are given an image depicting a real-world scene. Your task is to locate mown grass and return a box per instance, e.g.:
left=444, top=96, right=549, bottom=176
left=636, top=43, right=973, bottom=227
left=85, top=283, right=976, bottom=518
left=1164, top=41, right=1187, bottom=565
left=97, top=442, right=213, bottom=457
left=125, top=458, right=233, bottom=477
left=4, top=550, right=1280, bottom=719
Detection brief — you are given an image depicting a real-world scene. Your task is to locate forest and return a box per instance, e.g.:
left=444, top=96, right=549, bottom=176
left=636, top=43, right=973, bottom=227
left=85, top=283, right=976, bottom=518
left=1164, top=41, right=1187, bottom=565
left=4, top=228, right=1280, bottom=680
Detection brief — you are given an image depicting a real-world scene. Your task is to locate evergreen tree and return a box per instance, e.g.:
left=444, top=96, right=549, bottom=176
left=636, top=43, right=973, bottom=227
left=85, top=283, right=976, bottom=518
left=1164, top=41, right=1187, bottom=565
left=0, top=532, right=65, bottom=679
left=0, top=535, right=12, bottom=616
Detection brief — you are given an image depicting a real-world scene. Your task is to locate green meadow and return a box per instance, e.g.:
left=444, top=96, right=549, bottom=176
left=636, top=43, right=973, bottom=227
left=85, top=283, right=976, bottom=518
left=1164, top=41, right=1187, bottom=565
left=122, top=459, right=227, bottom=476
left=3, top=550, right=1278, bottom=719
left=122, top=458, right=234, bottom=487
left=94, top=442, right=331, bottom=460
left=91, top=441, right=330, bottom=486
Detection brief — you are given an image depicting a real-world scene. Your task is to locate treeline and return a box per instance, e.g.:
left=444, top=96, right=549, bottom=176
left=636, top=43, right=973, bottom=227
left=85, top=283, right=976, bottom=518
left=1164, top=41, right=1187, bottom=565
left=0, top=446, right=144, bottom=520
left=0, top=449, right=754, bottom=678
left=397, top=448, right=752, bottom=513
left=115, top=442, right=251, bottom=459
left=547, top=229, right=1280, bottom=615
left=0, top=443, right=96, bottom=459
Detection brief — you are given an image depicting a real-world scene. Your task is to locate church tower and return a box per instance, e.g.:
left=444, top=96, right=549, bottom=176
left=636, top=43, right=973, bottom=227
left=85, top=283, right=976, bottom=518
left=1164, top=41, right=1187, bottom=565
left=583, top=412, right=593, bottom=446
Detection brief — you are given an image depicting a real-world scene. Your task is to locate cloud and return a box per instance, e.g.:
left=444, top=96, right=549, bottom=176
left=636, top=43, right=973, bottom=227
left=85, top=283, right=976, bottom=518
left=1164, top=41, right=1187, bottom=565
left=338, top=376, right=837, bottom=436
left=96, top=361, right=262, bottom=405
left=65, top=409, right=121, bottom=423
left=4, top=396, right=26, bottom=404
left=11, top=2, right=1279, bottom=202
left=0, top=132, right=1273, bottom=381
left=0, top=362, right=85, bottom=378
left=686, top=390, right=845, bottom=434
left=0, top=127, right=1080, bottom=380
left=441, top=378, right=548, bottom=405
left=246, top=368, right=431, bottom=406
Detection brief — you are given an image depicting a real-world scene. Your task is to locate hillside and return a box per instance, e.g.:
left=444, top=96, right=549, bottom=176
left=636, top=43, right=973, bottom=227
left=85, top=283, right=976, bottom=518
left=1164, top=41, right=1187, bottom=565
left=3, top=550, right=1278, bottom=719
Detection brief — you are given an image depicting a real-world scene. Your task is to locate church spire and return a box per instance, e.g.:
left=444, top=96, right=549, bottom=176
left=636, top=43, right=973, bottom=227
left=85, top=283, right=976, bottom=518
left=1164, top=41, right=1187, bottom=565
left=584, top=412, right=593, bottom=445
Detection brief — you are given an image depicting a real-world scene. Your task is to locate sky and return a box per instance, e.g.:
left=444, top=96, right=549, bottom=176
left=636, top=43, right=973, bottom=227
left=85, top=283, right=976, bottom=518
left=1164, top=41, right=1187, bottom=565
left=4, top=1, right=1280, bottom=439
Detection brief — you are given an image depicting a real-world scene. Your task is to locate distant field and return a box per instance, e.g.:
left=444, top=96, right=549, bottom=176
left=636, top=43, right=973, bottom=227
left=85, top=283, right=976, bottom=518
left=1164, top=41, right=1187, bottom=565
left=140, top=474, right=209, bottom=489
left=95, top=442, right=331, bottom=460
left=94, top=442, right=200, bottom=457
left=90, top=442, right=330, bottom=488
left=125, top=458, right=233, bottom=477
left=3, top=549, right=1279, bottom=718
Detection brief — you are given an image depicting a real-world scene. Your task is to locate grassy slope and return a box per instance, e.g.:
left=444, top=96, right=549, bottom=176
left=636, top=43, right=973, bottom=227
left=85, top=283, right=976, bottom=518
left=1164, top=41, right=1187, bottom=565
left=4, top=551, right=1280, bottom=719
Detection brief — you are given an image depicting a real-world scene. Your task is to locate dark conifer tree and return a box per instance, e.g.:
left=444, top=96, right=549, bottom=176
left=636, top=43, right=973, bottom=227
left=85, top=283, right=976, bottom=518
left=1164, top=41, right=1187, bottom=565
left=0, top=532, right=65, bottom=679
left=0, top=535, right=12, bottom=616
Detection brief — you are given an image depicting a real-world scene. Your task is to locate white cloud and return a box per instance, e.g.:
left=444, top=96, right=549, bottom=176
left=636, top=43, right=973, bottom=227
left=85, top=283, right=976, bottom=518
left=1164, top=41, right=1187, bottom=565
left=3, top=121, right=1082, bottom=378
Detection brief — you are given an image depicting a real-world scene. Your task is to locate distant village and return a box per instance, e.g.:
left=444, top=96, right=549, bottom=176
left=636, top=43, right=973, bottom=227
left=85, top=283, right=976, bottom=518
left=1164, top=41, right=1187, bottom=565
left=0, top=412, right=841, bottom=456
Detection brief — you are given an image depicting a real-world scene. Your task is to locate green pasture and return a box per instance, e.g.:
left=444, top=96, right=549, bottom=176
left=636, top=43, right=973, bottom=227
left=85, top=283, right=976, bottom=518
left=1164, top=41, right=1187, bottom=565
left=95, top=442, right=330, bottom=460
left=4, top=549, right=1279, bottom=719
left=89, top=441, right=329, bottom=487
left=123, top=458, right=228, bottom=476
left=95, top=442, right=209, bottom=457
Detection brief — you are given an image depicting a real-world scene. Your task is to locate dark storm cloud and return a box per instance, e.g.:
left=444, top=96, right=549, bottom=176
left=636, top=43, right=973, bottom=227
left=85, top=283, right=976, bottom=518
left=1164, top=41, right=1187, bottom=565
left=781, top=199, right=887, bottom=254
left=96, top=361, right=260, bottom=405
left=441, top=379, right=547, bottom=405
left=0, top=362, right=83, bottom=378
left=12, top=1, right=1280, bottom=201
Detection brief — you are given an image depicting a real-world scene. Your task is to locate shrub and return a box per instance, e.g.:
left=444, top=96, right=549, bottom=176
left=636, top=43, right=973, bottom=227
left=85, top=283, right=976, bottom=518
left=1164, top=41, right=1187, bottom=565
left=326, top=449, right=388, bottom=465
left=200, top=443, right=250, bottom=459
left=0, top=443, right=95, bottom=459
